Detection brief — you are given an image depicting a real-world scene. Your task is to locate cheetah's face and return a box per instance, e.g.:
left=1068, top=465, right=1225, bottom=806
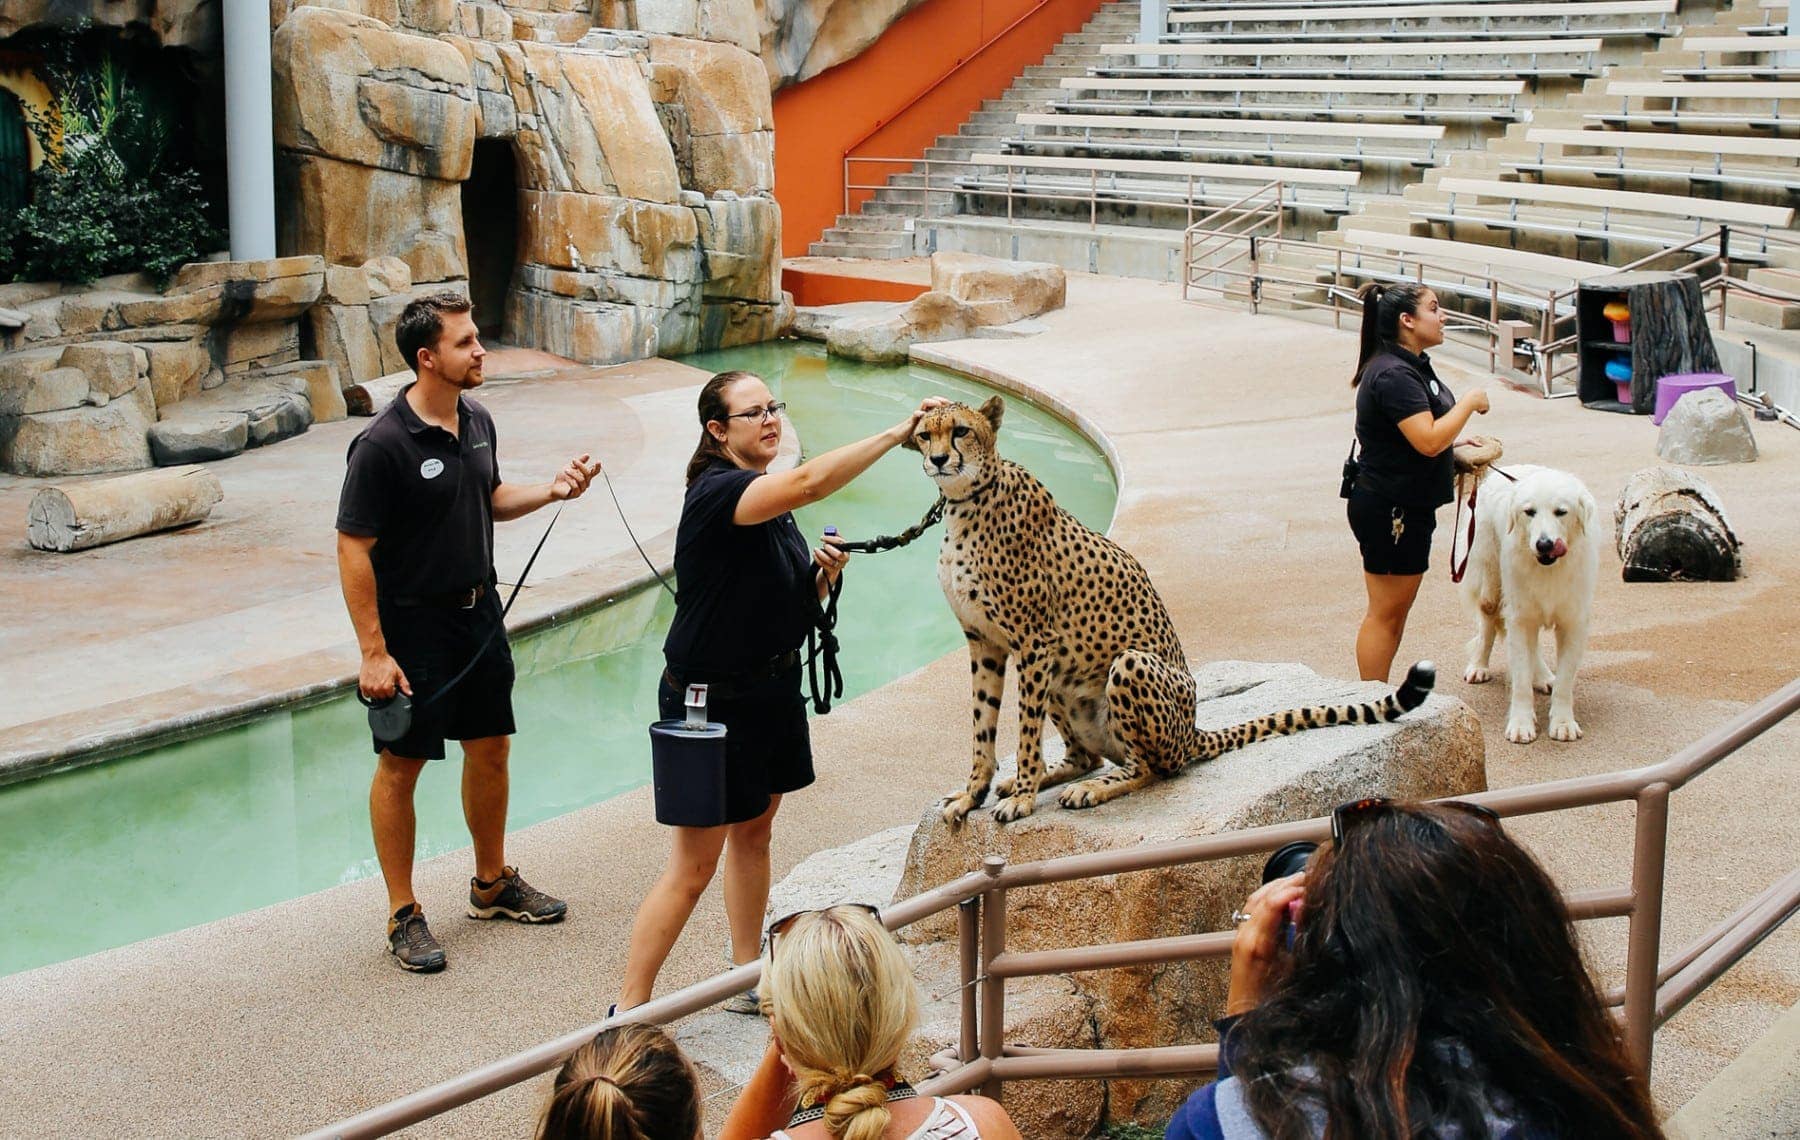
left=905, top=396, right=1004, bottom=498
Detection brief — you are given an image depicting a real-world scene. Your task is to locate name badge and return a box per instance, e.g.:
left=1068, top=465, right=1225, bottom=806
left=420, top=458, right=445, bottom=479
left=1429, top=380, right=1441, bottom=397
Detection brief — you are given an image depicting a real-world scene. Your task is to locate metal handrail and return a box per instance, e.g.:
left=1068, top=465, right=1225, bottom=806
left=304, top=676, right=1800, bottom=1138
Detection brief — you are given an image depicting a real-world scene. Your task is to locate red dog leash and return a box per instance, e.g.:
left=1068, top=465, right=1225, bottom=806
left=1450, top=464, right=1517, bottom=584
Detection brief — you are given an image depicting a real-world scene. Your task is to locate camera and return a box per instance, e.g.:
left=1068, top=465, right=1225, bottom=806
left=1339, top=455, right=1361, bottom=500
left=1262, top=841, right=1316, bottom=950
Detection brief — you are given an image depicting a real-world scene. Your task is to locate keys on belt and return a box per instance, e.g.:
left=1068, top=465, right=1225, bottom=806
left=390, top=583, right=488, bottom=609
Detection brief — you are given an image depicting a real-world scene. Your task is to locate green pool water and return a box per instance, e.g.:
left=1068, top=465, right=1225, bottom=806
left=0, top=343, right=1115, bottom=979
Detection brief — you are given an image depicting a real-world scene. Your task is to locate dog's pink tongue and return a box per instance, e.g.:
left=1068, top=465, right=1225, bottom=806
left=1550, top=538, right=1569, bottom=559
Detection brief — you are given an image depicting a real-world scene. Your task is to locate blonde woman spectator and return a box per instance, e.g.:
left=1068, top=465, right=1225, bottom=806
left=721, top=904, right=1021, bottom=1140
left=538, top=1022, right=702, bottom=1140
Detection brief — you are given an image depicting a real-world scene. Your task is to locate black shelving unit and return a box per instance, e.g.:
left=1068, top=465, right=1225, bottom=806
left=1575, top=271, right=1721, bottom=415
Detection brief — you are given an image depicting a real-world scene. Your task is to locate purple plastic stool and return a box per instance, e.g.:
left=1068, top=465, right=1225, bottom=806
left=1653, top=372, right=1736, bottom=425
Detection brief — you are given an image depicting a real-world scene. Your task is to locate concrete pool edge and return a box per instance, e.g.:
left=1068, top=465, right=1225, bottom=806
left=0, top=351, right=1121, bottom=788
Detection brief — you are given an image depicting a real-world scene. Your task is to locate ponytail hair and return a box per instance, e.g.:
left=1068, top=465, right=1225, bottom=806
left=1352, top=281, right=1431, bottom=386
left=537, top=1023, right=701, bottom=1140
left=764, top=906, right=921, bottom=1140
left=685, top=370, right=761, bottom=486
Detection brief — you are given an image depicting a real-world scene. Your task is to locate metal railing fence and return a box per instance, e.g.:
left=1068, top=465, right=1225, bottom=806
left=304, top=676, right=1800, bottom=1139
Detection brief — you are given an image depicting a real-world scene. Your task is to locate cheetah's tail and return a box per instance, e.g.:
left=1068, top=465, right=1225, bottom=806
left=1190, top=661, right=1437, bottom=764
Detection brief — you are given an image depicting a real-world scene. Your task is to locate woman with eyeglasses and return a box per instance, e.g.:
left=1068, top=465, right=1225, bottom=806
left=614, top=372, right=948, bottom=1016
left=1165, top=799, right=1664, bottom=1140
left=719, top=904, right=1022, bottom=1140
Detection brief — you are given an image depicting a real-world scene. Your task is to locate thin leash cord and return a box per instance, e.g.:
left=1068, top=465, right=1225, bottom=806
left=600, top=464, right=678, bottom=600
left=805, top=495, right=948, bottom=714
left=1449, top=463, right=1518, bottom=584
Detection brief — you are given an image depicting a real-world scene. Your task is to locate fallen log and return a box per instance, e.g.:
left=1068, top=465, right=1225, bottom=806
left=343, top=371, right=413, bottom=417
left=1613, top=466, right=1742, bottom=583
left=27, top=464, right=224, bottom=553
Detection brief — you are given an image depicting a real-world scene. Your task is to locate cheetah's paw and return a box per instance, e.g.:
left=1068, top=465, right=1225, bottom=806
left=990, top=794, right=1037, bottom=824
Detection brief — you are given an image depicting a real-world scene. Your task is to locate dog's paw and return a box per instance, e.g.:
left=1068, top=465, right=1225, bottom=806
left=1548, top=716, right=1583, bottom=742
left=1505, top=714, right=1538, bottom=744
left=1463, top=664, right=1492, bottom=684
left=1532, top=676, right=1554, bottom=695
left=990, top=793, right=1036, bottom=823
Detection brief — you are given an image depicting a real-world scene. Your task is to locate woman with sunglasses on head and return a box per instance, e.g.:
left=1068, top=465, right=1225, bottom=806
left=614, top=373, right=948, bottom=1016
left=1347, top=282, right=1490, bottom=683
left=1166, top=798, right=1663, bottom=1140
left=720, top=904, right=1022, bottom=1140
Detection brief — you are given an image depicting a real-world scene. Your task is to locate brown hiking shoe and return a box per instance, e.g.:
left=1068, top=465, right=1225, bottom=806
left=387, top=904, right=446, bottom=973
left=468, top=866, right=567, bottom=924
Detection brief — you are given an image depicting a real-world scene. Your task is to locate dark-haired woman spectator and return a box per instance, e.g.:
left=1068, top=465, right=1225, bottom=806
left=538, top=1022, right=701, bottom=1140
left=614, top=373, right=946, bottom=1015
left=1166, top=799, right=1664, bottom=1140
left=1347, top=282, right=1489, bottom=682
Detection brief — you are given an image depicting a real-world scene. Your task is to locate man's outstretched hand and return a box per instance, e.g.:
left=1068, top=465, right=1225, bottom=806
left=551, top=454, right=600, bottom=501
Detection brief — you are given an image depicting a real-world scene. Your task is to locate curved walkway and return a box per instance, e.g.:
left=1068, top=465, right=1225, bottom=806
left=3, top=274, right=1797, bottom=1137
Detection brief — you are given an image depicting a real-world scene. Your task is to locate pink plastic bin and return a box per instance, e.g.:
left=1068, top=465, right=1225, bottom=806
left=1652, top=373, right=1736, bottom=425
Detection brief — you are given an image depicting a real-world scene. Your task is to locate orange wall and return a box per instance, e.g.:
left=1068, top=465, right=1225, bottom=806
left=772, top=0, right=1108, bottom=258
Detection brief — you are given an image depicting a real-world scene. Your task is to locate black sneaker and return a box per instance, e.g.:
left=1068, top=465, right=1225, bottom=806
left=468, top=866, right=567, bottom=923
left=387, top=904, right=446, bottom=973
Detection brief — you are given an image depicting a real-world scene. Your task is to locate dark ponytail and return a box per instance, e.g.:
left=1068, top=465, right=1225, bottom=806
left=684, top=370, right=760, bottom=486
left=1352, top=281, right=1430, bottom=386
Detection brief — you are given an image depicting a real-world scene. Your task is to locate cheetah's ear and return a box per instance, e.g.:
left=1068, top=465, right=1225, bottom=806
left=978, top=395, right=1005, bottom=433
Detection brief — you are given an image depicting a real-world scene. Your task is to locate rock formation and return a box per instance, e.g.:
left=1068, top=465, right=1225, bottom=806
left=754, top=0, right=932, bottom=88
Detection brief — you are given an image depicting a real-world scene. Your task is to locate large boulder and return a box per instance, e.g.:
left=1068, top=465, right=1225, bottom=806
left=930, top=251, right=1066, bottom=327
left=148, top=413, right=251, bottom=465
left=826, top=291, right=978, bottom=363
left=896, top=660, right=1486, bottom=1130
left=511, top=43, right=684, bottom=201
left=0, top=343, right=158, bottom=475
left=1656, top=387, right=1759, bottom=465
left=277, top=154, right=467, bottom=284
left=647, top=35, right=775, bottom=195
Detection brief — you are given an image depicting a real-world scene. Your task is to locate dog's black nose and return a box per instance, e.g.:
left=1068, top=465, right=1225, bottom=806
left=1535, top=537, right=1556, bottom=555
left=930, top=453, right=950, bottom=468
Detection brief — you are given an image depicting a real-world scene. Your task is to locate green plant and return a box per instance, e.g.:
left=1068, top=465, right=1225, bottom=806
left=4, top=38, right=218, bottom=286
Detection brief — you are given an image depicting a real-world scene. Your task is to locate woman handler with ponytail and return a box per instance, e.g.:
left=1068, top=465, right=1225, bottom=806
left=1347, top=283, right=1489, bottom=683
left=613, top=372, right=946, bottom=1016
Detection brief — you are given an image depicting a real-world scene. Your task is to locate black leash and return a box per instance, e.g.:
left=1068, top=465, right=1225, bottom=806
left=803, top=495, right=949, bottom=714
left=601, top=465, right=678, bottom=600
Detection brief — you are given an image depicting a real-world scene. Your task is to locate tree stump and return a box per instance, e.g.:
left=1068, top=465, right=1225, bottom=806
left=1614, top=466, right=1742, bottom=582
left=27, top=465, right=224, bottom=553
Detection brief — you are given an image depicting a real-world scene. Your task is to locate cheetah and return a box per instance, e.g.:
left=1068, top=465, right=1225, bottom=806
left=906, top=397, right=1436, bottom=825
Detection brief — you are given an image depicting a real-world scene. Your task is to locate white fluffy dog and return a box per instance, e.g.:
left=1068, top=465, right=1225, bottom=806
left=1458, top=464, right=1600, bottom=743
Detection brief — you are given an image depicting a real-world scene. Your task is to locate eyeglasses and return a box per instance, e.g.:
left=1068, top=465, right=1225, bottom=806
left=764, top=902, right=883, bottom=958
left=723, top=401, right=787, bottom=424
left=1329, top=796, right=1501, bottom=846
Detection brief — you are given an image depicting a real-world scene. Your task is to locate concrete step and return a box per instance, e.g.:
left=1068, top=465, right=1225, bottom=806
left=807, top=239, right=918, bottom=259
left=818, top=226, right=912, bottom=248
left=1730, top=291, right=1800, bottom=329
left=1022, top=64, right=1089, bottom=78
left=830, top=213, right=912, bottom=233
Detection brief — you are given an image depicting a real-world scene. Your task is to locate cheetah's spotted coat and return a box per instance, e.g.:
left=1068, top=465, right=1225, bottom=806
left=908, top=398, right=1436, bottom=824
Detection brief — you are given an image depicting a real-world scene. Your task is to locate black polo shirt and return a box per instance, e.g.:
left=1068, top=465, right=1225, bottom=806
left=335, top=386, right=501, bottom=601
left=1354, top=346, right=1457, bottom=509
left=663, top=461, right=816, bottom=677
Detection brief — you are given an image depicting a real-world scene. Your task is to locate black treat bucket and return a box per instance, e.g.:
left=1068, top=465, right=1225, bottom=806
left=649, top=719, right=729, bottom=828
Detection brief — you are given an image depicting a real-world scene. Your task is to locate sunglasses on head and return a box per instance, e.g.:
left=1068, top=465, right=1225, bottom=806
left=764, top=902, right=884, bottom=958
left=1330, top=796, right=1502, bottom=846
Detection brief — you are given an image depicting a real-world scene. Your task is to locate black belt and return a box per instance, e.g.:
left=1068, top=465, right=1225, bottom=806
left=388, top=583, right=488, bottom=609
left=664, top=650, right=800, bottom=701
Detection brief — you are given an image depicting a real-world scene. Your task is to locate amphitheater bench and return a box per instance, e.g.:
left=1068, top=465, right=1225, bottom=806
left=1059, top=97, right=1527, bottom=122
left=953, top=173, right=1358, bottom=213
left=1334, top=227, right=1614, bottom=282
left=1678, top=34, right=1800, bottom=52
left=1002, top=134, right=1435, bottom=168
left=1096, top=63, right=1595, bottom=78
left=1326, top=263, right=1572, bottom=316
left=1661, top=65, right=1800, bottom=78
left=1501, top=155, right=1800, bottom=193
left=1433, top=177, right=1795, bottom=227
left=1525, top=127, right=1800, bottom=161
left=1098, top=37, right=1603, bottom=56
left=1415, top=205, right=1769, bottom=262
left=1165, top=25, right=1675, bottom=42
left=1168, top=1, right=1678, bottom=24
left=967, top=151, right=1363, bottom=187
left=1604, top=79, right=1800, bottom=99
left=1583, top=108, right=1797, bottom=129
left=1017, top=112, right=1446, bottom=141
left=1060, top=77, right=1527, bottom=96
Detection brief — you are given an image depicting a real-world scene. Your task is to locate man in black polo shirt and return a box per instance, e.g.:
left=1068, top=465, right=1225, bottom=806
left=336, top=291, right=597, bottom=973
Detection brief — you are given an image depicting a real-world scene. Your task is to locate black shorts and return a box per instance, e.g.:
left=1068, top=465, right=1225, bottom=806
left=658, top=662, right=814, bottom=826
left=1347, top=489, right=1438, bottom=576
left=374, top=592, right=516, bottom=760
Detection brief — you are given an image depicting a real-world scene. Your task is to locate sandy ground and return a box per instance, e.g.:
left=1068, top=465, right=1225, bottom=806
left=1, top=275, right=1795, bottom=1137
